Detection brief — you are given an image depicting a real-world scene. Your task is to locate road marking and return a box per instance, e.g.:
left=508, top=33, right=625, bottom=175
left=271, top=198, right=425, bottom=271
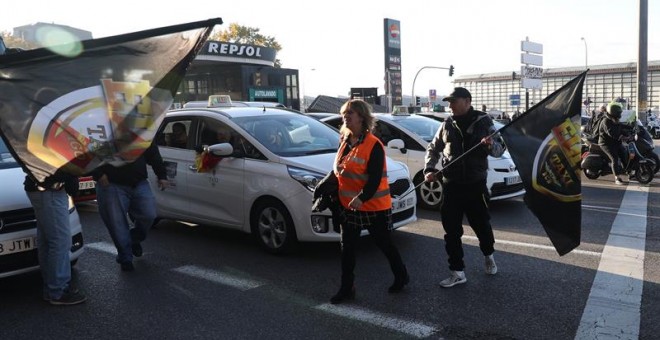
left=86, top=241, right=117, bottom=255
left=173, top=265, right=264, bottom=291
left=463, top=236, right=601, bottom=257
left=315, top=303, right=438, bottom=338
left=575, top=185, right=647, bottom=340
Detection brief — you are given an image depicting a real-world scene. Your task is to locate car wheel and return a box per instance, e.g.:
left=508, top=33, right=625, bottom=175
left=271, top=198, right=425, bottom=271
left=250, top=199, right=298, bottom=254
left=414, top=174, right=443, bottom=210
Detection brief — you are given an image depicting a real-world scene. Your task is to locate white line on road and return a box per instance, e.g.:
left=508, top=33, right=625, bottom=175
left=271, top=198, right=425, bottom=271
left=575, top=185, right=647, bottom=340
left=86, top=241, right=117, bottom=255
left=463, top=236, right=602, bottom=257
left=173, top=265, right=265, bottom=291
left=315, top=303, right=438, bottom=339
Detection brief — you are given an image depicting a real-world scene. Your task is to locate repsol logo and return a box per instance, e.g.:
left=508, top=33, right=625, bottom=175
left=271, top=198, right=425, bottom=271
left=207, top=43, right=262, bottom=57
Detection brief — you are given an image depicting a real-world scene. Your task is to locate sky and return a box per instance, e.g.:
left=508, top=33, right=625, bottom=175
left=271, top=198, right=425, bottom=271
left=4, top=0, right=659, bottom=100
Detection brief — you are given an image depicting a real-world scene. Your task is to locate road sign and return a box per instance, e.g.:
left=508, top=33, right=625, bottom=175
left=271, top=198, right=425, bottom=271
left=429, top=89, right=436, bottom=101
left=521, top=66, right=543, bottom=79
left=509, top=94, right=521, bottom=106
left=521, top=54, right=543, bottom=66
left=521, top=78, right=543, bottom=89
left=521, top=40, right=543, bottom=54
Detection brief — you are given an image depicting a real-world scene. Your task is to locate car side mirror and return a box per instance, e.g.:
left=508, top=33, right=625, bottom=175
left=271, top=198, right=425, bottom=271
left=207, top=143, right=234, bottom=156
left=387, top=139, right=406, bottom=154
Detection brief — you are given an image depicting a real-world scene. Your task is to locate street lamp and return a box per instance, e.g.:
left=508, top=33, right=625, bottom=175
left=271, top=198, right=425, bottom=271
left=581, top=37, right=589, bottom=109
left=411, top=65, right=450, bottom=109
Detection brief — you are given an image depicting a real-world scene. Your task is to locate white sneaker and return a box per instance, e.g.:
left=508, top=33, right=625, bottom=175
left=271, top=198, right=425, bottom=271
left=485, top=254, right=498, bottom=275
left=439, top=271, right=467, bottom=288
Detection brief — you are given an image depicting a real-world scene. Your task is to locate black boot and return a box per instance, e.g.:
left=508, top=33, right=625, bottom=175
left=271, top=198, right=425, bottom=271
left=330, top=285, right=356, bottom=304
left=388, top=266, right=409, bottom=293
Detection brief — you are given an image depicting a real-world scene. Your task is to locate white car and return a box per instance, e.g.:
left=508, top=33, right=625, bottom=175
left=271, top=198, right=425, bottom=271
left=321, top=112, right=525, bottom=210
left=0, top=138, right=84, bottom=278
left=150, top=105, right=417, bottom=254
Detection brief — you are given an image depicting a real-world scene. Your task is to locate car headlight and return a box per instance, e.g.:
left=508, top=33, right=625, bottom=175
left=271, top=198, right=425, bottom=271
left=288, top=166, right=325, bottom=192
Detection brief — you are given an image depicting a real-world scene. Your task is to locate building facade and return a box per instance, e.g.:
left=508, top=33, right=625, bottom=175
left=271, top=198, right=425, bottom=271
left=178, top=41, right=300, bottom=109
left=12, top=22, right=301, bottom=110
left=454, top=60, right=660, bottom=114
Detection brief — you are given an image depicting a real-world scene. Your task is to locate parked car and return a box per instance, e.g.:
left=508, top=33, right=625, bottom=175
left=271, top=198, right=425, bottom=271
left=150, top=105, right=417, bottom=254
left=0, top=138, right=84, bottom=278
left=321, top=112, right=525, bottom=210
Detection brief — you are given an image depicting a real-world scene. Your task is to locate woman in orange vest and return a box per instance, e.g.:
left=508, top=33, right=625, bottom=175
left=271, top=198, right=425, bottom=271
left=330, top=99, right=409, bottom=304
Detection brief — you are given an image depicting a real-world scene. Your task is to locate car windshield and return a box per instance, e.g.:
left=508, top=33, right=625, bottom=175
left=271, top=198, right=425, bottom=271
left=394, top=116, right=442, bottom=142
left=233, top=114, right=340, bottom=156
left=0, top=138, right=19, bottom=169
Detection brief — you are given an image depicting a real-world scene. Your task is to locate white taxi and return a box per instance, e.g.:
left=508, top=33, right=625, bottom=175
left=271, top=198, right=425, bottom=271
left=150, top=102, right=416, bottom=254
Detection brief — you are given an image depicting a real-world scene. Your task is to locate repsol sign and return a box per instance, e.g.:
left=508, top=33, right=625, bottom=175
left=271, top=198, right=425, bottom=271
left=199, top=41, right=276, bottom=64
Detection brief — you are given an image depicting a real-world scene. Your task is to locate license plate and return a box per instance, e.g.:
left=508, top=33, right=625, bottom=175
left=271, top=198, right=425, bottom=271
left=0, top=236, right=36, bottom=256
left=79, top=181, right=95, bottom=190
left=505, top=175, right=522, bottom=185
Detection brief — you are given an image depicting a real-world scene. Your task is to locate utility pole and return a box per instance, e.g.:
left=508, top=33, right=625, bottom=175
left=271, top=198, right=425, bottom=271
left=581, top=37, right=588, bottom=110
left=637, top=0, right=648, bottom=125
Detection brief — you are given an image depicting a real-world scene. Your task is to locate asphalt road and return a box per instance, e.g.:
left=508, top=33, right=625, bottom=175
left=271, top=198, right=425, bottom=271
left=1, top=173, right=659, bottom=340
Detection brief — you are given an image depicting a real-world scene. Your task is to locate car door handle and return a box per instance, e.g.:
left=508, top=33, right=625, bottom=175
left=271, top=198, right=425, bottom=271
left=189, top=165, right=198, bottom=172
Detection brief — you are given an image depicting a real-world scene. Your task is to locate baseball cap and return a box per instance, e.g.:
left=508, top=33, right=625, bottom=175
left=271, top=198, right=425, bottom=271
left=442, top=87, right=472, bottom=102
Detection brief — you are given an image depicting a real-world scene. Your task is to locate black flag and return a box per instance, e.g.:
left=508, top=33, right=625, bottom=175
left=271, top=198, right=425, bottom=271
left=0, top=18, right=222, bottom=184
left=500, top=72, right=586, bottom=255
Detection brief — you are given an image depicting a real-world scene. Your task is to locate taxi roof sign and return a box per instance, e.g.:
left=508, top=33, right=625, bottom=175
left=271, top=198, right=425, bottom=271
left=208, top=95, right=232, bottom=107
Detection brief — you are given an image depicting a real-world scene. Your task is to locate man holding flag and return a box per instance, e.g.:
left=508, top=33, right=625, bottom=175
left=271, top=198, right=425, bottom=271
left=424, top=87, right=504, bottom=288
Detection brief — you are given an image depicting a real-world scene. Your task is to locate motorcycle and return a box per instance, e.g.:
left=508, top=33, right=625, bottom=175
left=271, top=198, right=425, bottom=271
left=620, top=119, right=660, bottom=174
left=647, top=116, right=660, bottom=139
left=581, top=125, right=655, bottom=184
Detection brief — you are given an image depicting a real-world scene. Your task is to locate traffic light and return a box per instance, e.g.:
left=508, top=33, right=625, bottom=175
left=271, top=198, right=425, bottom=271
left=449, top=65, right=454, bottom=77
left=415, top=96, right=421, bottom=106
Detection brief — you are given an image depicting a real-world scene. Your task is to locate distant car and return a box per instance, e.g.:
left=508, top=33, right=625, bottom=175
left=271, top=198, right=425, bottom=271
left=150, top=105, right=417, bottom=254
left=321, top=112, right=525, bottom=210
left=0, top=138, right=84, bottom=278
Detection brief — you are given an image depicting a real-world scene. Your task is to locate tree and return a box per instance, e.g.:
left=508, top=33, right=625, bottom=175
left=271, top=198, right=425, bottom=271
left=209, top=23, right=283, bottom=68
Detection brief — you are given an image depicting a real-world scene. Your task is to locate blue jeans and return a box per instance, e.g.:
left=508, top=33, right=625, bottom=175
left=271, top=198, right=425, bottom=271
left=96, top=180, right=157, bottom=264
left=27, top=189, right=72, bottom=300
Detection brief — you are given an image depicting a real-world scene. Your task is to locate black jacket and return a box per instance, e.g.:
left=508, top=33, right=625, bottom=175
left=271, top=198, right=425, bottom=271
left=424, top=107, right=503, bottom=184
left=24, top=170, right=79, bottom=196
left=596, top=114, right=623, bottom=148
left=312, top=171, right=343, bottom=233
left=92, top=143, right=168, bottom=186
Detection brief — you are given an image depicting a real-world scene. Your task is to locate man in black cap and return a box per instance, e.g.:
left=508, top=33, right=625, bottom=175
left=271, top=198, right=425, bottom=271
left=423, top=87, right=504, bottom=288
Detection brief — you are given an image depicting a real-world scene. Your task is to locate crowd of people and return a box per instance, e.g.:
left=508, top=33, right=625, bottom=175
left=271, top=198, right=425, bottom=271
left=24, top=86, right=639, bottom=308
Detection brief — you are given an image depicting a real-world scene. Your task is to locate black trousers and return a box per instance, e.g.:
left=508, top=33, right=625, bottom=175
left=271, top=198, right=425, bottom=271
left=600, top=143, right=625, bottom=177
left=440, top=180, right=495, bottom=271
left=339, top=211, right=406, bottom=289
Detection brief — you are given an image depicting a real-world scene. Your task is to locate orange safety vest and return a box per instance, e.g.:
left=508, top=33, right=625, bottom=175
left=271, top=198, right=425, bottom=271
left=333, top=133, right=391, bottom=211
